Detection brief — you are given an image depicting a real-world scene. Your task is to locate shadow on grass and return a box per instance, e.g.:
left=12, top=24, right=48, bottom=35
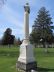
left=38, top=67, right=54, bottom=72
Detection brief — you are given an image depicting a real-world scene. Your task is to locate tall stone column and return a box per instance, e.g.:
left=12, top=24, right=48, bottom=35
left=23, top=3, right=30, bottom=44
left=16, top=3, right=37, bottom=72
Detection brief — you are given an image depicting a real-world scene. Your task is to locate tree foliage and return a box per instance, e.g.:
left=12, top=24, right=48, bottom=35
left=17, top=38, right=22, bottom=46
left=30, top=7, right=54, bottom=47
left=2, top=28, right=15, bottom=45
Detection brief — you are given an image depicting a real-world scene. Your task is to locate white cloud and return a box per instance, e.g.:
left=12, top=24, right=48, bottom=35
left=2, top=4, right=24, bottom=28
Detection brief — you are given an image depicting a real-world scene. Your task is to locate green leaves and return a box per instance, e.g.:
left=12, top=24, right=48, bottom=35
left=30, top=7, right=54, bottom=46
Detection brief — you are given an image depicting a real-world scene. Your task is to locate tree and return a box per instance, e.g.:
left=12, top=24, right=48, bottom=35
left=30, top=7, right=53, bottom=47
left=2, top=28, right=15, bottom=45
left=14, top=38, right=22, bottom=46
left=17, top=38, right=22, bottom=46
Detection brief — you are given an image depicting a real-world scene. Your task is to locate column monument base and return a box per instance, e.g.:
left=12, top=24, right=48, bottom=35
left=16, top=61, right=37, bottom=72
left=16, top=41, right=37, bottom=72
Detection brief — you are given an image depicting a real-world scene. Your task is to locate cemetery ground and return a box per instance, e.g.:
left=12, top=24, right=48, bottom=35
left=0, top=46, right=54, bottom=72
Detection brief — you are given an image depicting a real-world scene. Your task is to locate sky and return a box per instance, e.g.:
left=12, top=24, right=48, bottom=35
left=0, top=0, right=54, bottom=40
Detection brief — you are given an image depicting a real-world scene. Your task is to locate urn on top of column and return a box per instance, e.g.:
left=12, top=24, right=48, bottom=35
left=24, top=3, right=30, bottom=14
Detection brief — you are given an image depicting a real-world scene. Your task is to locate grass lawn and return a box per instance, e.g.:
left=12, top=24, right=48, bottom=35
left=0, top=46, right=19, bottom=72
left=35, top=48, right=54, bottom=72
left=0, top=46, right=54, bottom=72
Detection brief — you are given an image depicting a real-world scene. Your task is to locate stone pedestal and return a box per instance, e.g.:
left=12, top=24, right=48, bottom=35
left=16, top=42, right=37, bottom=72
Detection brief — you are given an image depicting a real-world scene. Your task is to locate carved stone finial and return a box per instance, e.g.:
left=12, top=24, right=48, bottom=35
left=24, top=3, right=30, bottom=13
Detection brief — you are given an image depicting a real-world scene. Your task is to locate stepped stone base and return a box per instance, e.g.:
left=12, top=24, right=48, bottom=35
left=16, top=61, right=37, bottom=71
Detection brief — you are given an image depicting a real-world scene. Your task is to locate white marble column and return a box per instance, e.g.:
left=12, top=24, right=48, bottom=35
left=24, top=11, right=29, bottom=39
left=23, top=3, right=30, bottom=44
left=18, top=3, right=35, bottom=63
left=17, top=3, right=37, bottom=72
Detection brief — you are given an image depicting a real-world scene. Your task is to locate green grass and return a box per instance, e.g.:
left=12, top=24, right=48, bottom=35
left=0, top=46, right=54, bottom=72
left=34, top=48, right=54, bottom=72
left=0, top=45, right=19, bottom=72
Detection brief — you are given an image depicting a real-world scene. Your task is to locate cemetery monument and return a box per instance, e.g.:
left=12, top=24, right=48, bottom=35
left=16, top=3, right=37, bottom=72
